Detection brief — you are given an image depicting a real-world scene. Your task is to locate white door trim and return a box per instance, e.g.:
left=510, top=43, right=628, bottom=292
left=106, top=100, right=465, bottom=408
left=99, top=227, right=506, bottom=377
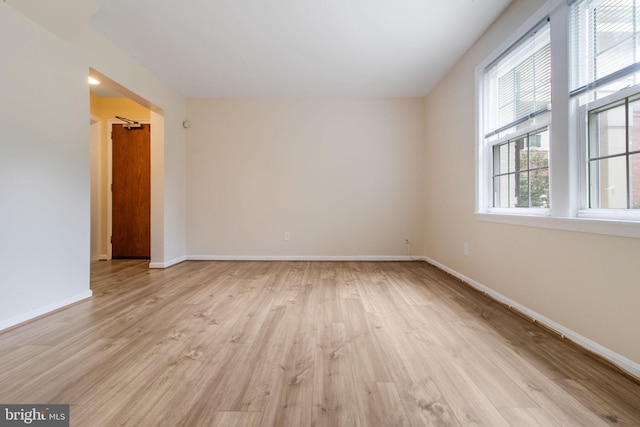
left=90, top=115, right=103, bottom=261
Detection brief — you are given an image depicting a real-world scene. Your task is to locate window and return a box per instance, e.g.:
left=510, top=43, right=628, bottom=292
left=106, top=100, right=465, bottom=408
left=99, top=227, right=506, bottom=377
left=476, top=0, right=640, bottom=235
left=587, top=94, right=640, bottom=209
left=493, top=128, right=550, bottom=208
left=482, top=18, right=551, bottom=210
left=570, top=0, right=640, bottom=101
left=572, top=0, right=640, bottom=215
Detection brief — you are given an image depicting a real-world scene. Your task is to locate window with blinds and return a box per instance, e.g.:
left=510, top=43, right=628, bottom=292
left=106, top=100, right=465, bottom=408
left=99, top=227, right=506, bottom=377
left=570, top=0, right=640, bottom=100
left=484, top=19, right=551, bottom=142
left=571, top=0, right=640, bottom=210
left=476, top=0, right=640, bottom=226
left=483, top=18, right=551, bottom=209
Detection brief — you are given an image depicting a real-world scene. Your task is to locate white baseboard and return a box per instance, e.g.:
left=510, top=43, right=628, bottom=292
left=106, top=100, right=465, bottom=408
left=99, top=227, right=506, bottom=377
left=0, top=290, right=93, bottom=332
left=423, top=256, right=640, bottom=380
left=186, top=255, right=419, bottom=261
left=149, top=256, right=187, bottom=269
left=99, top=254, right=108, bottom=261
left=145, top=255, right=425, bottom=269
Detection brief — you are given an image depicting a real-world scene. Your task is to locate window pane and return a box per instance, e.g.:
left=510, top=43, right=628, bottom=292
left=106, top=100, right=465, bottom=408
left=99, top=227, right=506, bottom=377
left=494, top=174, right=516, bottom=208
left=494, top=140, right=519, bottom=175
left=534, top=44, right=552, bottom=109
left=630, top=153, right=640, bottom=208
left=516, top=171, right=529, bottom=207
left=590, top=156, right=628, bottom=208
left=486, top=20, right=550, bottom=136
left=595, top=2, right=635, bottom=55
left=590, top=104, right=627, bottom=158
left=491, top=128, right=549, bottom=209
left=494, top=143, right=511, bottom=175
left=530, top=169, right=550, bottom=208
left=595, top=1, right=636, bottom=78
left=529, top=129, right=550, bottom=169
left=498, top=71, right=515, bottom=126
left=514, top=137, right=527, bottom=172
left=597, top=38, right=636, bottom=79
left=630, top=98, right=640, bottom=152
left=571, top=0, right=640, bottom=91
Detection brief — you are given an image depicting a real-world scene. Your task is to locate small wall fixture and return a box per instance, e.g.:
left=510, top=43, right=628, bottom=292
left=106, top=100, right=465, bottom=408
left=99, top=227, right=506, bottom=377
left=183, top=120, right=191, bottom=129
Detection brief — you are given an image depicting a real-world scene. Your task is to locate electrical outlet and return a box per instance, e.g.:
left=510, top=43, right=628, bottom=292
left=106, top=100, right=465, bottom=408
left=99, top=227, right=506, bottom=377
left=405, top=239, right=410, bottom=245
left=463, top=242, right=469, bottom=256
left=284, top=231, right=291, bottom=242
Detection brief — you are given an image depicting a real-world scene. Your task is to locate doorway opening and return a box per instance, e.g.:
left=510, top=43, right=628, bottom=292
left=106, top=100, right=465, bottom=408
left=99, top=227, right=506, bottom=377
left=88, top=68, right=163, bottom=266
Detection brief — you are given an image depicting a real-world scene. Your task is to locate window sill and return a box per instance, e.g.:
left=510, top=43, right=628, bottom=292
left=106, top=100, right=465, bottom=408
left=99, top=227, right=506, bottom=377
left=475, top=211, right=640, bottom=239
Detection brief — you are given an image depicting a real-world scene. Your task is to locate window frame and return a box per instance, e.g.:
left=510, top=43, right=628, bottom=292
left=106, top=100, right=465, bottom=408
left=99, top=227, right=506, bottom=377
left=475, top=0, right=640, bottom=238
left=491, top=124, right=551, bottom=209
left=578, top=83, right=640, bottom=217
left=476, top=8, right=553, bottom=218
left=572, top=0, right=640, bottom=221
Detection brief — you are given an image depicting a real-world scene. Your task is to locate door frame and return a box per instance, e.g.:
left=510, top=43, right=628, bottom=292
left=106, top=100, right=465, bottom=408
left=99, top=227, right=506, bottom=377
left=107, top=119, right=152, bottom=260
left=90, top=115, right=103, bottom=261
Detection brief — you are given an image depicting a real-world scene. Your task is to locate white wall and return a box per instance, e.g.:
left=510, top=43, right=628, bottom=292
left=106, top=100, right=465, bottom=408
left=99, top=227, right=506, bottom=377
left=186, top=99, right=424, bottom=258
left=0, top=1, right=187, bottom=328
left=0, top=4, right=92, bottom=328
left=423, top=0, right=640, bottom=370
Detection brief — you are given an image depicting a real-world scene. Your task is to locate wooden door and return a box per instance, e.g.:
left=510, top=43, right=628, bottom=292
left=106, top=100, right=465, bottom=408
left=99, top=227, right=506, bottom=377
left=112, top=123, right=150, bottom=259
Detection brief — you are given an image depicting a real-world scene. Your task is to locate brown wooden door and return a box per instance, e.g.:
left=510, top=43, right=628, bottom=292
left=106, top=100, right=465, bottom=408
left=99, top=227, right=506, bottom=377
left=112, top=123, right=150, bottom=259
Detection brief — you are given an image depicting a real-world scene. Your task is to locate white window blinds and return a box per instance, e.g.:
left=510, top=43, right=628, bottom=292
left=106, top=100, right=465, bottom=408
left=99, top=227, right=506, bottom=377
left=484, top=19, right=551, bottom=139
left=570, top=0, right=640, bottom=97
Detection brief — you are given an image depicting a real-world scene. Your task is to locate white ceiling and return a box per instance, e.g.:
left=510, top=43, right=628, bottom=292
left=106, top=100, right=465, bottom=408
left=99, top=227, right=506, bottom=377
left=88, top=0, right=511, bottom=98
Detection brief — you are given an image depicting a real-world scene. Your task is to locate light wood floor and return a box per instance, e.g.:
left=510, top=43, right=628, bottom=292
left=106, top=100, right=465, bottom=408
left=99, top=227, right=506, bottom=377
left=0, top=261, right=638, bottom=426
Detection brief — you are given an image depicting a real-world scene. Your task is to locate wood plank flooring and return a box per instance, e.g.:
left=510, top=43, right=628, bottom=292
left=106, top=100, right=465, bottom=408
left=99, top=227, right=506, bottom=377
left=0, top=260, right=638, bottom=426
